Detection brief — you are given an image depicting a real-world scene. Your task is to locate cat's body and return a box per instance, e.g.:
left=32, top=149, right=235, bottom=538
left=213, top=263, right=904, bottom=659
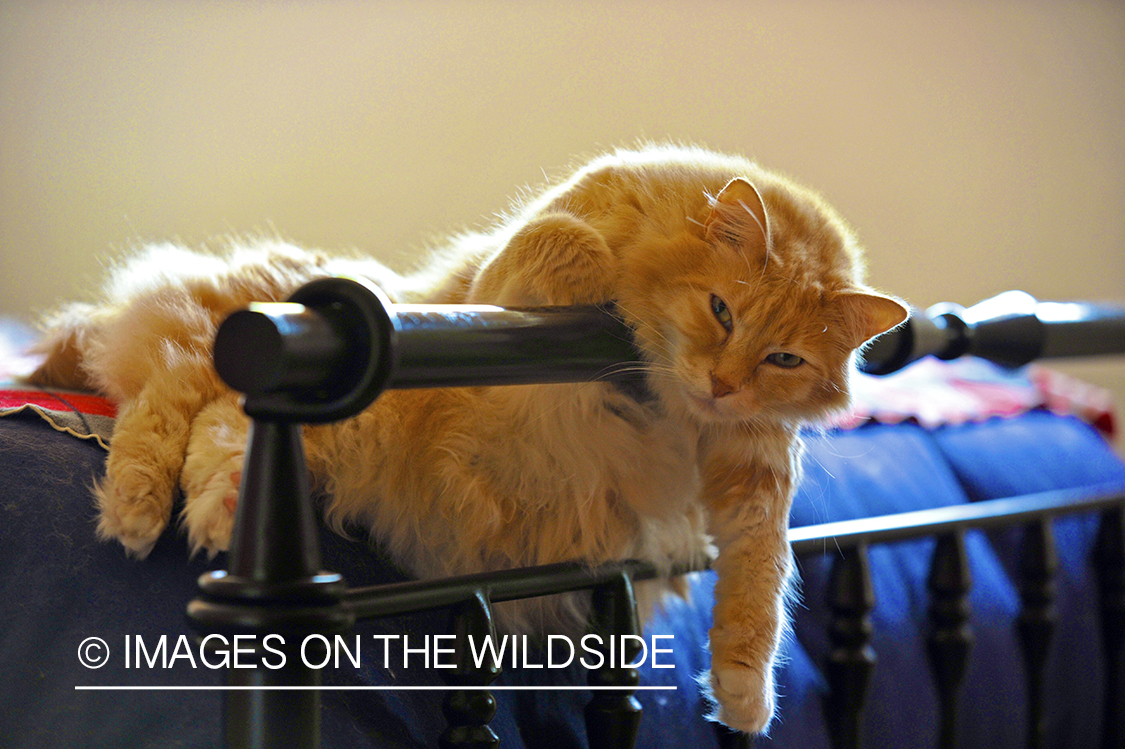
left=30, top=145, right=907, bottom=733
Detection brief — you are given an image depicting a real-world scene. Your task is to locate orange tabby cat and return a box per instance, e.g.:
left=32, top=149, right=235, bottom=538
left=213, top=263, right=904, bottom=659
left=30, top=145, right=907, bottom=733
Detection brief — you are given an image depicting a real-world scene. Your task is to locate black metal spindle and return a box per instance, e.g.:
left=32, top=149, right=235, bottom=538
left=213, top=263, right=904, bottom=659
left=1016, top=520, right=1058, bottom=749
left=1094, top=507, right=1125, bottom=749
left=927, top=532, right=974, bottom=749
left=824, top=543, right=877, bottom=749
left=439, top=591, right=501, bottom=749
left=584, top=573, right=643, bottom=749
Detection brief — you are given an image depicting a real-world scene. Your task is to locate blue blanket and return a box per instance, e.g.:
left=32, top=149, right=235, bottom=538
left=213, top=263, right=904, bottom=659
left=2, top=407, right=1122, bottom=748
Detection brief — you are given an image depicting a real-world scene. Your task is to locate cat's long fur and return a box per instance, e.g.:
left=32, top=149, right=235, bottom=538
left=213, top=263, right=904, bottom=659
left=30, top=145, right=908, bottom=733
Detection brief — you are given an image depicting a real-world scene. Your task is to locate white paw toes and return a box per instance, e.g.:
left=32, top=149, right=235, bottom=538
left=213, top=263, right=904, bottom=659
left=181, top=465, right=241, bottom=557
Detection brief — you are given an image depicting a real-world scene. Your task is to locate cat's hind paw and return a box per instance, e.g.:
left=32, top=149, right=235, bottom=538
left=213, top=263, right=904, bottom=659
left=94, top=466, right=174, bottom=558
left=705, top=663, right=777, bottom=735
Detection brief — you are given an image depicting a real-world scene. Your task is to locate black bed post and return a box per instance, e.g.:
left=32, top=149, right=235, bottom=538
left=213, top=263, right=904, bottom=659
left=188, top=277, right=399, bottom=749
left=191, top=416, right=352, bottom=748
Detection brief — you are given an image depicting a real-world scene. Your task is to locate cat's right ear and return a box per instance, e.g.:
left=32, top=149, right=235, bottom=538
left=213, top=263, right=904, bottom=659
left=705, top=178, right=771, bottom=260
left=837, top=291, right=911, bottom=349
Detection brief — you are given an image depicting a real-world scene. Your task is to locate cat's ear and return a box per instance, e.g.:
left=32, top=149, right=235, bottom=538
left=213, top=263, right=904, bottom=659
left=705, top=178, right=770, bottom=257
left=837, top=291, right=910, bottom=349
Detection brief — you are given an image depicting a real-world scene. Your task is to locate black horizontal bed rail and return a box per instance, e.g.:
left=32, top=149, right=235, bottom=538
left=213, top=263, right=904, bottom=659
left=210, top=279, right=1125, bottom=410
left=188, top=277, right=1125, bottom=749
left=861, top=289, right=1125, bottom=375
left=210, top=277, right=642, bottom=422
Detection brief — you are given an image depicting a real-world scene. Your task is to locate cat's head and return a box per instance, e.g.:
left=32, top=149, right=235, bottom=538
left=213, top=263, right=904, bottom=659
left=620, top=174, right=908, bottom=425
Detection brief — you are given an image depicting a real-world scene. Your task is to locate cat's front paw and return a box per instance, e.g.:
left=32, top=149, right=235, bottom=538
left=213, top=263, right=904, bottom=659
left=708, top=662, right=776, bottom=735
left=470, top=213, right=616, bottom=306
left=706, top=622, right=779, bottom=734
left=95, top=464, right=174, bottom=558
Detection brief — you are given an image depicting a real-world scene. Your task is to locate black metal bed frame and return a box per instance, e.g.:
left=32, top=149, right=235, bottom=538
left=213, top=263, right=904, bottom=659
left=186, top=280, right=1125, bottom=749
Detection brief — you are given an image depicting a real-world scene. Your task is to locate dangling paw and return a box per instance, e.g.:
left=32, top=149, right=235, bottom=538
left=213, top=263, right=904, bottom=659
left=180, top=396, right=248, bottom=556
left=95, top=379, right=222, bottom=558
left=95, top=462, right=175, bottom=558
left=705, top=623, right=778, bottom=735
left=706, top=661, right=776, bottom=735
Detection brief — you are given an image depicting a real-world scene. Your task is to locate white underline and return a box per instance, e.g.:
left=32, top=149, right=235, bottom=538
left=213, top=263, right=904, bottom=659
left=75, top=685, right=675, bottom=691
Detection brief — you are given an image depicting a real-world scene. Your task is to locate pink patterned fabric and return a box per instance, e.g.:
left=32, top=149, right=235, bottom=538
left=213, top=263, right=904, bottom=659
left=833, top=357, right=1116, bottom=437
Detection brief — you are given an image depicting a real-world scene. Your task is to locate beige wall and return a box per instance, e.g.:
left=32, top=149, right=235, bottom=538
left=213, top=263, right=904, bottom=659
left=3, top=1, right=1124, bottom=440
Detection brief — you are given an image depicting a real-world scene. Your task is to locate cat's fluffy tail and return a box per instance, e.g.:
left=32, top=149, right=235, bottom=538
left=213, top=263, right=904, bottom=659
left=25, top=302, right=103, bottom=391
left=23, top=236, right=473, bottom=395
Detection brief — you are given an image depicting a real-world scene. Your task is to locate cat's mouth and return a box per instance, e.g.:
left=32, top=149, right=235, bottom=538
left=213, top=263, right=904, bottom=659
left=686, top=392, right=733, bottom=420
left=685, top=389, right=760, bottom=423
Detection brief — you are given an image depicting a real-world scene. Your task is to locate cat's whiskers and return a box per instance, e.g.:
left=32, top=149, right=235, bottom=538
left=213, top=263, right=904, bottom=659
left=611, top=299, right=677, bottom=350
left=597, top=362, right=672, bottom=378
left=593, top=362, right=681, bottom=391
left=630, top=329, right=677, bottom=359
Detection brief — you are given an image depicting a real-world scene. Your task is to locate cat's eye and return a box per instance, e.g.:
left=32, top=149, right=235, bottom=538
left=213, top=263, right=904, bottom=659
left=710, top=295, right=733, bottom=331
left=766, top=352, right=804, bottom=368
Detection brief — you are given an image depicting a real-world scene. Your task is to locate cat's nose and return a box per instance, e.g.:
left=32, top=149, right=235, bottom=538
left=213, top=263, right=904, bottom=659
left=710, top=373, right=738, bottom=399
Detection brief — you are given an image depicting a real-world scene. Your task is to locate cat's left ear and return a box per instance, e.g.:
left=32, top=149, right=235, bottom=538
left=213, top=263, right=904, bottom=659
left=705, top=178, right=770, bottom=258
left=836, top=291, right=911, bottom=349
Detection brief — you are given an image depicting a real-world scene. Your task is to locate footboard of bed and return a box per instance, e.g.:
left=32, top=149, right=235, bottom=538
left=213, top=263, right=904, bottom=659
left=187, top=278, right=1125, bottom=749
